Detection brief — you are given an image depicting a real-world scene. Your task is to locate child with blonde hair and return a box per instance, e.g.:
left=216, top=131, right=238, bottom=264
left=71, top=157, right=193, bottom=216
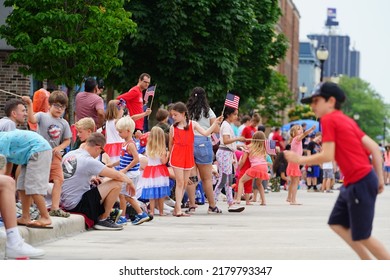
left=236, top=131, right=269, bottom=206
left=286, top=124, right=315, bottom=205
left=73, top=117, right=96, bottom=150
left=110, top=116, right=150, bottom=225
left=104, top=99, right=126, bottom=162
left=139, top=126, right=171, bottom=216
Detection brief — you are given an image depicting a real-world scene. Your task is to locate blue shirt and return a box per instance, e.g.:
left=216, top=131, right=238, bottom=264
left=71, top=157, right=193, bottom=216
left=0, top=130, right=51, bottom=165
left=116, top=141, right=140, bottom=172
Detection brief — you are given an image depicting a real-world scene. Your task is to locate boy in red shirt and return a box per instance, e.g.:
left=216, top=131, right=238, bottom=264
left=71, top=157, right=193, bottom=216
left=285, top=82, right=390, bottom=259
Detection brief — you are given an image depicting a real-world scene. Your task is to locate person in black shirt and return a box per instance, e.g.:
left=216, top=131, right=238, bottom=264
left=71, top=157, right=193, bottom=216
left=306, top=132, right=322, bottom=191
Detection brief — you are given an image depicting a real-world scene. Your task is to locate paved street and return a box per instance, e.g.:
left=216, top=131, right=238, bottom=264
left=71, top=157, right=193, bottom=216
left=38, top=186, right=390, bottom=260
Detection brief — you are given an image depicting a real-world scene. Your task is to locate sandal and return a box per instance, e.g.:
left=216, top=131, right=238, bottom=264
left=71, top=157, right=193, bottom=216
left=207, top=206, right=222, bottom=214
left=185, top=207, right=196, bottom=214
left=49, top=209, right=70, bottom=218
left=174, top=212, right=191, bottom=217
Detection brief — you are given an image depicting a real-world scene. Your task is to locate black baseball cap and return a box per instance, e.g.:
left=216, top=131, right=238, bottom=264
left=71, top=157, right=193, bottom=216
left=301, top=82, right=346, bottom=104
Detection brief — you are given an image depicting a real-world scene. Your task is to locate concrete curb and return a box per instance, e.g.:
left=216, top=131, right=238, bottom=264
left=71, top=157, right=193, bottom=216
left=0, top=214, right=85, bottom=259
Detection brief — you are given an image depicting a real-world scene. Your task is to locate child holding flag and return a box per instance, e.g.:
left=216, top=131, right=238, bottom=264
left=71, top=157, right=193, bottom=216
left=214, top=93, right=246, bottom=212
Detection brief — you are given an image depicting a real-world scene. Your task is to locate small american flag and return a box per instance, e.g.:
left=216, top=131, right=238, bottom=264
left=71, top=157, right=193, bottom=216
left=265, top=140, right=276, bottom=155
left=144, top=86, right=155, bottom=102
left=224, top=93, right=240, bottom=109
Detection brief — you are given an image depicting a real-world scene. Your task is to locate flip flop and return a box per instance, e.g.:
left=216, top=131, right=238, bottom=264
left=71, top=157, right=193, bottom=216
left=228, top=206, right=245, bottom=213
left=17, top=218, right=29, bottom=226
left=174, top=212, right=191, bottom=217
left=26, top=220, right=53, bottom=229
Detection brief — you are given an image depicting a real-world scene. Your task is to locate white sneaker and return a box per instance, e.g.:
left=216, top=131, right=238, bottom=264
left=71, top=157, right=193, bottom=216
left=164, top=197, right=176, bottom=207
left=157, top=204, right=174, bottom=214
left=6, top=240, right=45, bottom=259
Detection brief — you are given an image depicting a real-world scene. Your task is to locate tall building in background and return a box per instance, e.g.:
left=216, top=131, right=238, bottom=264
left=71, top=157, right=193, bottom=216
left=306, top=8, right=360, bottom=79
left=298, top=41, right=319, bottom=100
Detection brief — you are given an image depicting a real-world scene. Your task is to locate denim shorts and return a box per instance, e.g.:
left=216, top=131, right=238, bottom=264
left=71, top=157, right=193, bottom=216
left=194, top=136, right=213, bottom=165
left=328, top=169, right=377, bottom=241
left=384, top=166, right=390, bottom=172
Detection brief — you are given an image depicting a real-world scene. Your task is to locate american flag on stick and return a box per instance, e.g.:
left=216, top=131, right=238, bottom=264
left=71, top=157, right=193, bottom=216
left=265, top=140, right=276, bottom=155
left=224, top=93, right=240, bottom=109
left=144, top=85, right=155, bottom=102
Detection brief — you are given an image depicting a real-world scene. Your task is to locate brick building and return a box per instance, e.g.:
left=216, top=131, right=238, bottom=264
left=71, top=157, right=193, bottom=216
left=276, top=0, right=300, bottom=100
left=0, top=0, right=31, bottom=118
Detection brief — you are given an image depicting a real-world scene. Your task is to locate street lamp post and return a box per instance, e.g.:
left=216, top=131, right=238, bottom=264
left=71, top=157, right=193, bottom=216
left=316, top=45, right=329, bottom=82
left=299, top=83, right=307, bottom=103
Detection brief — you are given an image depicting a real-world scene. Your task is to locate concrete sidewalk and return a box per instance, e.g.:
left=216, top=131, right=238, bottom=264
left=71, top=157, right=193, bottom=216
left=4, top=186, right=389, bottom=260
left=0, top=214, right=85, bottom=259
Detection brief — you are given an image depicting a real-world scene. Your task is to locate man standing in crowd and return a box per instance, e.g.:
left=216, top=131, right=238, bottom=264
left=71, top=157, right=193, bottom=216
left=75, top=77, right=105, bottom=129
left=116, top=73, right=152, bottom=132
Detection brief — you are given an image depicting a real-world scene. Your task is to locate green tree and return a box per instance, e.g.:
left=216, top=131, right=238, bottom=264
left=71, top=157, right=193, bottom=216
left=339, top=76, right=388, bottom=140
left=253, top=71, right=293, bottom=126
left=0, top=0, right=136, bottom=124
left=108, top=0, right=288, bottom=114
left=287, top=104, right=316, bottom=122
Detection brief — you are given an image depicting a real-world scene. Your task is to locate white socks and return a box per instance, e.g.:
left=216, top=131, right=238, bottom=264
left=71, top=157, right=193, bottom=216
left=6, top=227, right=23, bottom=248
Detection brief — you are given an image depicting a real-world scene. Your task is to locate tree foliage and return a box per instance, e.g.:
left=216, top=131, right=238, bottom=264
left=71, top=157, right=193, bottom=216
left=255, top=71, right=294, bottom=126
left=108, top=0, right=289, bottom=115
left=0, top=0, right=136, bottom=124
left=339, top=76, right=388, bottom=141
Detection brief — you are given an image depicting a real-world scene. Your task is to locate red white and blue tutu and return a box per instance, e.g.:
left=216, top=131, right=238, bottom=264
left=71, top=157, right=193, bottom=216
left=104, top=119, right=124, bottom=162
left=246, top=164, right=270, bottom=180
left=139, top=157, right=171, bottom=200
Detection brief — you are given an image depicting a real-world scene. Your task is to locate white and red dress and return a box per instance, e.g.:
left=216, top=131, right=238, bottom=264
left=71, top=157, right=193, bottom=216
left=139, top=156, right=171, bottom=199
left=104, top=119, right=124, bottom=162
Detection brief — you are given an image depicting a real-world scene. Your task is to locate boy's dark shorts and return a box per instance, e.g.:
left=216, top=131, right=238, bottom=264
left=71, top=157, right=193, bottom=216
left=68, top=187, right=105, bottom=223
left=328, top=169, right=378, bottom=241
left=306, top=165, right=320, bottom=178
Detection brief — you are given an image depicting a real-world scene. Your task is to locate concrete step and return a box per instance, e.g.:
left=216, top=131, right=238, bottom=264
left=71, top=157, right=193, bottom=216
left=0, top=214, right=85, bottom=259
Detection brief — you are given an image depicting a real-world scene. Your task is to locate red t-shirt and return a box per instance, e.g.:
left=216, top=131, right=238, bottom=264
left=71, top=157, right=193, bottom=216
left=321, top=110, right=372, bottom=186
left=117, top=86, right=144, bottom=130
left=272, top=131, right=284, bottom=151
left=241, top=125, right=257, bottom=145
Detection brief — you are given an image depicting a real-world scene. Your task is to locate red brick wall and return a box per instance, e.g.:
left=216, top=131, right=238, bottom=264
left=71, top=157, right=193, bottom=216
left=277, top=0, right=300, bottom=99
left=0, top=51, right=31, bottom=118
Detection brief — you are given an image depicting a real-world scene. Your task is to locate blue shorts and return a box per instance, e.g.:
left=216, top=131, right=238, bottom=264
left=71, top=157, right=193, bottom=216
left=193, top=136, right=213, bottom=165
left=384, top=166, right=390, bottom=172
left=307, top=165, right=320, bottom=178
left=328, top=169, right=378, bottom=241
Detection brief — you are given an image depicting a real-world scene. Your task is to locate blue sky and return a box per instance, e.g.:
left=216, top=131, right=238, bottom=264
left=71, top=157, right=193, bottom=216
left=293, top=0, right=390, bottom=103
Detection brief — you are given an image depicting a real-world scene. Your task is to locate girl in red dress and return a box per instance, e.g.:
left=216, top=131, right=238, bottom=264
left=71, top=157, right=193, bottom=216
left=169, top=102, right=222, bottom=217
